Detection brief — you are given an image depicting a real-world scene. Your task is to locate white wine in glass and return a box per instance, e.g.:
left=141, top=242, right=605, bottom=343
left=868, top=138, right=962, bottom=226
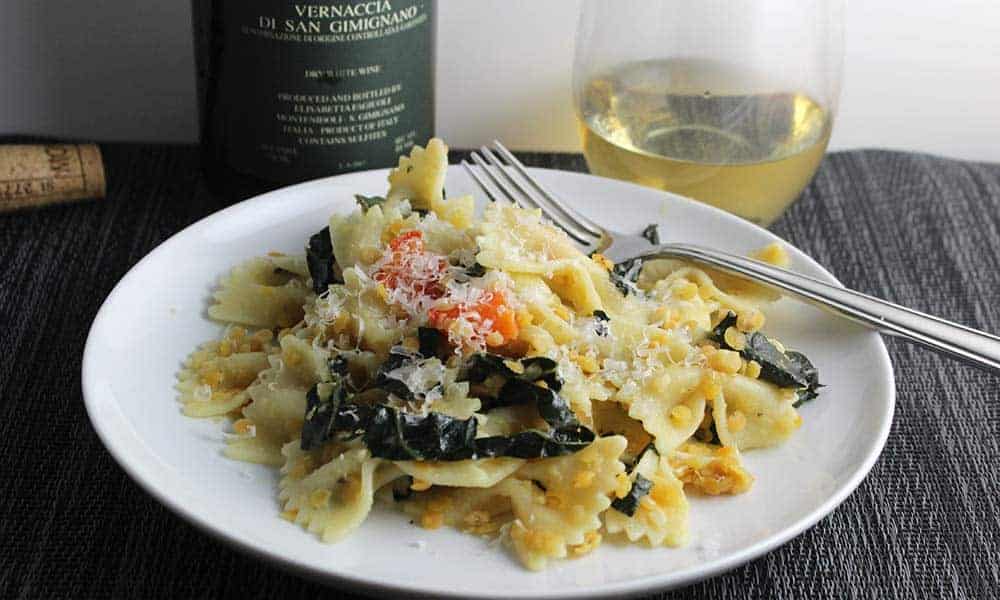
left=574, top=2, right=844, bottom=226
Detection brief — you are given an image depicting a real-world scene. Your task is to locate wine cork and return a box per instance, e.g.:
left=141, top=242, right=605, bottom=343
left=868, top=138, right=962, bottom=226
left=0, top=144, right=106, bottom=212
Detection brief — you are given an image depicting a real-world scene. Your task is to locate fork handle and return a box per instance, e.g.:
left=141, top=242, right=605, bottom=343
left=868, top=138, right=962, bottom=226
left=643, top=243, right=1000, bottom=374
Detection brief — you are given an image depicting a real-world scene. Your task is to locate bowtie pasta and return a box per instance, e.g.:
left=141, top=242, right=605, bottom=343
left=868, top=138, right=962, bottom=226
left=176, top=138, right=822, bottom=570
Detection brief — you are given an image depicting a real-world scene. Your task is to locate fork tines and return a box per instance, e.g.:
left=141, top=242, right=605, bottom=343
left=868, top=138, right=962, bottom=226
left=461, top=141, right=603, bottom=245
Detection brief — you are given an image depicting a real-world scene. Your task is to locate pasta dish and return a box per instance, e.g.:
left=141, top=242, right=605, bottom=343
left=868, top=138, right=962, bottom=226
left=176, top=139, right=821, bottom=570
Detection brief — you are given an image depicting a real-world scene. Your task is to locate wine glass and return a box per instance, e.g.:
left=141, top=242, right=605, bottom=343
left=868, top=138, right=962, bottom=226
left=573, top=0, right=845, bottom=226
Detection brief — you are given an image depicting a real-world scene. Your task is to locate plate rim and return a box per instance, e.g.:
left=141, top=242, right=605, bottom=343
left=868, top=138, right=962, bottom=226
left=82, top=166, right=896, bottom=599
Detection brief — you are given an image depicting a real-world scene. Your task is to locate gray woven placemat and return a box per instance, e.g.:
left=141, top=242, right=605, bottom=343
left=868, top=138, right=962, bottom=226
left=1, top=146, right=998, bottom=599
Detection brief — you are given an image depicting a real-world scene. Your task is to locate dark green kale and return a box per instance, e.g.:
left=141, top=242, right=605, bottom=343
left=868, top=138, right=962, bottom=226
left=464, top=262, right=487, bottom=278
left=372, top=348, right=424, bottom=402
left=363, top=405, right=478, bottom=460
left=328, top=355, right=350, bottom=376
left=459, top=353, right=515, bottom=384
left=593, top=310, right=610, bottom=337
left=611, top=258, right=643, bottom=296
left=472, top=426, right=595, bottom=459
left=517, top=356, right=563, bottom=391
left=301, top=379, right=350, bottom=451
left=418, top=327, right=451, bottom=360
left=498, top=380, right=577, bottom=429
left=710, top=312, right=822, bottom=407
left=610, top=474, right=653, bottom=517
left=607, top=225, right=659, bottom=296
left=641, top=224, right=661, bottom=245
left=372, top=335, right=452, bottom=401
left=300, top=352, right=597, bottom=460
left=447, top=252, right=486, bottom=281
left=786, top=351, right=821, bottom=407
left=306, top=226, right=342, bottom=294
left=355, top=194, right=387, bottom=211
left=301, top=384, right=595, bottom=461
left=611, top=443, right=658, bottom=516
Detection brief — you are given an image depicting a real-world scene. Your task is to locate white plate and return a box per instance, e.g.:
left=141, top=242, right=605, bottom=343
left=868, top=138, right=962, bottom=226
left=82, top=167, right=895, bottom=599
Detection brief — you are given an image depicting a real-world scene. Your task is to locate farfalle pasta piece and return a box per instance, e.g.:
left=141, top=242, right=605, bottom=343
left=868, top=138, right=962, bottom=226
left=401, top=483, right=514, bottom=535
left=625, top=365, right=706, bottom=455
left=223, top=339, right=324, bottom=465
left=715, top=374, right=802, bottom=450
left=277, top=334, right=331, bottom=387
left=268, top=253, right=310, bottom=279
left=208, top=257, right=310, bottom=328
left=394, top=458, right=524, bottom=488
left=176, top=330, right=270, bottom=417
left=545, top=262, right=605, bottom=316
left=279, top=442, right=383, bottom=543
left=592, top=400, right=652, bottom=459
left=476, top=204, right=580, bottom=275
left=643, top=262, right=776, bottom=317
left=669, top=440, right=754, bottom=495
left=329, top=199, right=414, bottom=270
left=387, top=138, right=448, bottom=209
left=510, top=274, right=578, bottom=344
left=504, top=435, right=627, bottom=570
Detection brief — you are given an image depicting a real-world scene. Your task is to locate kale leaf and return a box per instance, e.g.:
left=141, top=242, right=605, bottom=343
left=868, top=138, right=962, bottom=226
left=306, top=226, right=342, bottom=295
left=464, top=262, right=487, bottom=278
left=300, top=351, right=597, bottom=460
left=300, top=384, right=595, bottom=460
left=364, top=405, right=478, bottom=460
left=459, top=353, right=567, bottom=417
left=610, top=258, right=643, bottom=296
left=329, top=355, right=350, bottom=377
left=610, top=443, right=658, bottom=516
left=372, top=348, right=425, bottom=402
left=710, top=312, right=822, bottom=406
left=641, top=224, right=661, bottom=245
left=418, top=327, right=451, bottom=360
left=608, top=224, right=659, bottom=296
left=472, top=426, right=595, bottom=459
left=593, top=310, right=610, bottom=337
left=497, top=379, right=578, bottom=429
left=355, top=194, right=387, bottom=211
left=301, top=379, right=350, bottom=451
left=610, top=474, right=653, bottom=517
left=518, top=356, right=563, bottom=391
left=786, top=351, right=822, bottom=407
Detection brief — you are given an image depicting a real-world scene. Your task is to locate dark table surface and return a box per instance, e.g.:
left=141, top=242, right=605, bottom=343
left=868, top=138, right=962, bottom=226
left=2, top=145, right=999, bottom=599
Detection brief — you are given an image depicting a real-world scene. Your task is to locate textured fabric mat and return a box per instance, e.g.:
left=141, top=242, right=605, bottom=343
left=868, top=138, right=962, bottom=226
left=1, top=146, right=998, bottom=599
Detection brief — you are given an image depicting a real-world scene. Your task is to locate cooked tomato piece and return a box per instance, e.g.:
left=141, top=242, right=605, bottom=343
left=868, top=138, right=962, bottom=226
left=429, top=289, right=519, bottom=346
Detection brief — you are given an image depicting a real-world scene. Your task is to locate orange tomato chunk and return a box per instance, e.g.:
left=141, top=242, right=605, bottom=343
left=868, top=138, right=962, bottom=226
left=429, top=290, right=519, bottom=346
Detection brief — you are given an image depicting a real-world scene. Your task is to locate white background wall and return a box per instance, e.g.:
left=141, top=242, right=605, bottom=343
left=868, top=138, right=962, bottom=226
left=1, top=1, right=998, bottom=161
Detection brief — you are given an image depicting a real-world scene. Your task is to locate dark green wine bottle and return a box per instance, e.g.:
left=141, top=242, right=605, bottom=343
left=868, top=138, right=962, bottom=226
left=192, top=1, right=436, bottom=200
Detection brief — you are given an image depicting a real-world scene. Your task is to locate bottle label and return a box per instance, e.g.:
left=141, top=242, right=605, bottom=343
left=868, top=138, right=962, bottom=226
left=214, top=1, right=434, bottom=183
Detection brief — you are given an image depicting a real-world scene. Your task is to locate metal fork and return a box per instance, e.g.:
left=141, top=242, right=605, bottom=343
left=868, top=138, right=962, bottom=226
left=462, top=141, right=1000, bottom=374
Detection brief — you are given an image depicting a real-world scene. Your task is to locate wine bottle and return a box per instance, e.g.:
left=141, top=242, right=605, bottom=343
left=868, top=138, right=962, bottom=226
left=191, top=1, right=436, bottom=200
